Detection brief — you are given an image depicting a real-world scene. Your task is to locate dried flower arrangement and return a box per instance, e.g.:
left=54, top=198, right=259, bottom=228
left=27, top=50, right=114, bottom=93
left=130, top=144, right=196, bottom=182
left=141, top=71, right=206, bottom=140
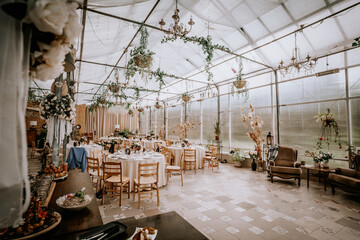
left=172, top=121, right=200, bottom=141
left=241, top=104, right=264, bottom=160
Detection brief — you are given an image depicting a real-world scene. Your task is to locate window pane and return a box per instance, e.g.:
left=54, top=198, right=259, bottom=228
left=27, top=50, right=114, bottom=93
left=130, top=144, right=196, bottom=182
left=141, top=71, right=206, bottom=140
left=202, top=97, right=218, bottom=143
left=279, top=101, right=348, bottom=161
left=351, top=98, right=360, bottom=148
left=348, top=66, right=360, bottom=97
left=168, top=105, right=182, bottom=140
left=187, top=101, right=201, bottom=143
left=278, top=70, right=346, bottom=105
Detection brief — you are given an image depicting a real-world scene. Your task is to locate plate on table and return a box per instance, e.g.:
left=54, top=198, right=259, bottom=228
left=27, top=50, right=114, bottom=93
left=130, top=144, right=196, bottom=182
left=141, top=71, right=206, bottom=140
left=56, top=193, right=93, bottom=211
left=54, top=172, right=68, bottom=181
left=127, top=227, right=157, bottom=240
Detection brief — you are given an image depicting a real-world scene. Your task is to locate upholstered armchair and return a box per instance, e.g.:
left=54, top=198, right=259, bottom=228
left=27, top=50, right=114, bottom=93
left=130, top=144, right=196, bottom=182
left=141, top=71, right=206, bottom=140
left=328, top=155, right=360, bottom=194
left=269, top=146, right=301, bottom=186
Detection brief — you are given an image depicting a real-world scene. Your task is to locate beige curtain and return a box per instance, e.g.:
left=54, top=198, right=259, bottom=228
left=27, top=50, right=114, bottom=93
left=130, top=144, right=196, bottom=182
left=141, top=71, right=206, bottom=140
left=85, top=107, right=139, bottom=139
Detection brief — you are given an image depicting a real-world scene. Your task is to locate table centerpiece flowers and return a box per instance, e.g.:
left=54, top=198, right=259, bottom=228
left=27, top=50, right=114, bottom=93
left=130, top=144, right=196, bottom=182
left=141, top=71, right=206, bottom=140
left=305, top=150, right=333, bottom=168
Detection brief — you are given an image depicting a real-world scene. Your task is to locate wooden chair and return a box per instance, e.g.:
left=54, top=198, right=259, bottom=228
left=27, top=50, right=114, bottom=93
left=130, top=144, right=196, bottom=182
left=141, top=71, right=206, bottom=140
left=133, top=162, right=159, bottom=208
left=183, top=149, right=197, bottom=174
left=92, top=149, right=103, bottom=164
left=210, top=150, right=219, bottom=171
left=203, top=145, right=218, bottom=168
left=86, top=157, right=101, bottom=192
left=164, top=149, right=183, bottom=186
left=31, top=141, right=45, bottom=158
left=102, top=162, right=130, bottom=206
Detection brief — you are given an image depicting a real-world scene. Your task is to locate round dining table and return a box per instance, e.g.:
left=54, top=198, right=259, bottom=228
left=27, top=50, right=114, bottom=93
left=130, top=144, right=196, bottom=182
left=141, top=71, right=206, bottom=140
left=107, top=151, right=167, bottom=191
left=167, top=145, right=206, bottom=169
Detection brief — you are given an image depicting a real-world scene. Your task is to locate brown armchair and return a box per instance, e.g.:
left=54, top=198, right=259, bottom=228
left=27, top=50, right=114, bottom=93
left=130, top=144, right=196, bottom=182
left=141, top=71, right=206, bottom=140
left=269, top=146, right=301, bottom=186
left=328, top=155, right=360, bottom=194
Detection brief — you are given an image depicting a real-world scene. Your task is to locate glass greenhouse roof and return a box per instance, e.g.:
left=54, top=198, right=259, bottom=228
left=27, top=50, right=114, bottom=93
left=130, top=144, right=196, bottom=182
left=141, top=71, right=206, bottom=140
left=30, top=0, right=360, bottom=106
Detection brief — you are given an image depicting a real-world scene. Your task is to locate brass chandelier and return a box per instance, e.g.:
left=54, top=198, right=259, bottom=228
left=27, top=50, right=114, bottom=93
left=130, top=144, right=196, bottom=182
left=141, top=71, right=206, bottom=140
left=159, top=0, right=195, bottom=38
left=278, top=32, right=318, bottom=76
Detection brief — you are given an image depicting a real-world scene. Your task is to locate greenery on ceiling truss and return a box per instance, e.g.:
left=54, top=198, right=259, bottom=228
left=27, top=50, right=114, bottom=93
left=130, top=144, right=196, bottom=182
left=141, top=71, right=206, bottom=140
left=89, top=26, right=236, bottom=111
left=161, top=34, right=231, bottom=82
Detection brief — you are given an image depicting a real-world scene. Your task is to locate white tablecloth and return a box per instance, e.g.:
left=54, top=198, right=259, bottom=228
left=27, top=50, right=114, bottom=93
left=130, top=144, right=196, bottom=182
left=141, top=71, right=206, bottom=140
left=168, top=146, right=206, bottom=169
left=107, top=152, right=166, bottom=191
left=141, top=140, right=165, bottom=150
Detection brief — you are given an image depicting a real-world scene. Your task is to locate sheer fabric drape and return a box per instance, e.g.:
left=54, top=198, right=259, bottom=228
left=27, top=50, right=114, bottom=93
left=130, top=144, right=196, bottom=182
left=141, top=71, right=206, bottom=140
left=0, top=2, right=31, bottom=228
left=85, top=108, right=139, bottom=138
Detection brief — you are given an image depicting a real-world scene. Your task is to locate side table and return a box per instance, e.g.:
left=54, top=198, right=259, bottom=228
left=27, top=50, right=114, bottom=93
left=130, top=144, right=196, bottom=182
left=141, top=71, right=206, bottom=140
left=305, top=165, right=335, bottom=191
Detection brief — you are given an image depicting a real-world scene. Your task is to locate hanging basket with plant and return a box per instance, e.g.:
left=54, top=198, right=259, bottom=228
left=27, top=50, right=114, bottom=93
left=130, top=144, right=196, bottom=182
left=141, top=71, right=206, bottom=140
left=137, top=107, right=144, bottom=113
left=181, top=92, right=192, bottom=102
left=155, top=102, right=162, bottom=109
left=134, top=55, right=153, bottom=68
left=108, top=82, right=120, bottom=93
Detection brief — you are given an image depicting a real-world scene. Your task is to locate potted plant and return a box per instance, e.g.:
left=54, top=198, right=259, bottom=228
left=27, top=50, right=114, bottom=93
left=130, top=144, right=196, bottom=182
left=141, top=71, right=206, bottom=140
left=108, top=82, right=119, bottom=93
left=231, top=59, right=246, bottom=89
left=155, top=101, right=162, bottom=109
left=137, top=107, right=144, bottom=113
left=214, top=119, right=220, bottom=141
left=131, top=27, right=154, bottom=69
left=181, top=92, right=192, bottom=102
left=128, top=109, right=133, bottom=115
left=230, top=150, right=245, bottom=168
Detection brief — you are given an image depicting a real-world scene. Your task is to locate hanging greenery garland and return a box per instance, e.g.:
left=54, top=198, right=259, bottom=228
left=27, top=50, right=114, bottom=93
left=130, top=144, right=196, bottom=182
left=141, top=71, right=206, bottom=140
left=40, top=93, right=76, bottom=123
left=161, top=35, right=230, bottom=82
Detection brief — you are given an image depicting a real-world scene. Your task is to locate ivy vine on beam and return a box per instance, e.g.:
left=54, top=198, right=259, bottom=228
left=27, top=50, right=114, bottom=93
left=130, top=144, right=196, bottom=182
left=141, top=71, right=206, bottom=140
left=161, top=34, right=231, bottom=82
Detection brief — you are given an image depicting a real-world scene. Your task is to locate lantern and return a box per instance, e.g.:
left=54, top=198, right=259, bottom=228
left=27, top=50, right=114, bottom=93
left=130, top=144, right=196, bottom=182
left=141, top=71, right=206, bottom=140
left=266, top=131, right=274, bottom=146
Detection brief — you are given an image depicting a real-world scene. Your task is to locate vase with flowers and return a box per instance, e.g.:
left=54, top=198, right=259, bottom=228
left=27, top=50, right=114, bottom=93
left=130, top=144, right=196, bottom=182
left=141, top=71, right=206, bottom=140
left=241, top=104, right=264, bottom=166
left=249, top=149, right=259, bottom=171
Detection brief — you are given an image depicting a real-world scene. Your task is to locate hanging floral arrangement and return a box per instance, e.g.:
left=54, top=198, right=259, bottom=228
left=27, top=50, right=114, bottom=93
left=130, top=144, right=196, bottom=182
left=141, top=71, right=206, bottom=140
left=315, top=108, right=341, bottom=149
left=39, top=93, right=76, bottom=123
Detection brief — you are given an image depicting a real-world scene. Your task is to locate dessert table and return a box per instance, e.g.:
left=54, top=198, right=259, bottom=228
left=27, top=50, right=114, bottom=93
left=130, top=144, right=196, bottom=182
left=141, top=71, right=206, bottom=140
left=168, top=145, right=206, bottom=169
left=107, top=151, right=167, bottom=191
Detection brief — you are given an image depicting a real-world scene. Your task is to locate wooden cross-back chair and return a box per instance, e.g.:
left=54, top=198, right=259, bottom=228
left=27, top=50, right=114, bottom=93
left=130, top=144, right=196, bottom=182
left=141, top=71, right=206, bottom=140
left=133, top=162, right=159, bottom=208
left=86, top=157, right=101, bottom=192
left=164, top=148, right=183, bottom=186
left=183, top=149, right=197, bottom=174
left=102, top=161, right=130, bottom=206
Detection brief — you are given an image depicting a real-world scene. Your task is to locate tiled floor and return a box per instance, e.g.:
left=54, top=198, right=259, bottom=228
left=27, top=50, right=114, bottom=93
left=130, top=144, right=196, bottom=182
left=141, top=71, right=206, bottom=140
left=28, top=153, right=360, bottom=239
left=98, top=164, right=360, bottom=240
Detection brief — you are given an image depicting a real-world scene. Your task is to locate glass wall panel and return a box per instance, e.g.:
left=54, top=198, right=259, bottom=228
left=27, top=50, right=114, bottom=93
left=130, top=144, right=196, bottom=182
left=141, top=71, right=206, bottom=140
left=202, top=97, right=218, bottom=144
left=220, top=95, right=229, bottom=151
left=155, top=108, right=164, bottom=137
left=167, top=105, right=182, bottom=140
left=139, top=109, right=149, bottom=135
left=278, top=71, right=346, bottom=105
left=348, top=66, right=360, bottom=97
left=186, top=101, right=201, bottom=143
left=351, top=99, right=360, bottom=148
left=279, top=101, right=348, bottom=165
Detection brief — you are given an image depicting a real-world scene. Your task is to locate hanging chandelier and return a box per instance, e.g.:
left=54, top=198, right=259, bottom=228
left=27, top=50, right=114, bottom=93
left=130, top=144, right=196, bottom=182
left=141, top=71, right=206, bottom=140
left=278, top=32, right=318, bottom=76
left=159, top=0, right=194, bottom=38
